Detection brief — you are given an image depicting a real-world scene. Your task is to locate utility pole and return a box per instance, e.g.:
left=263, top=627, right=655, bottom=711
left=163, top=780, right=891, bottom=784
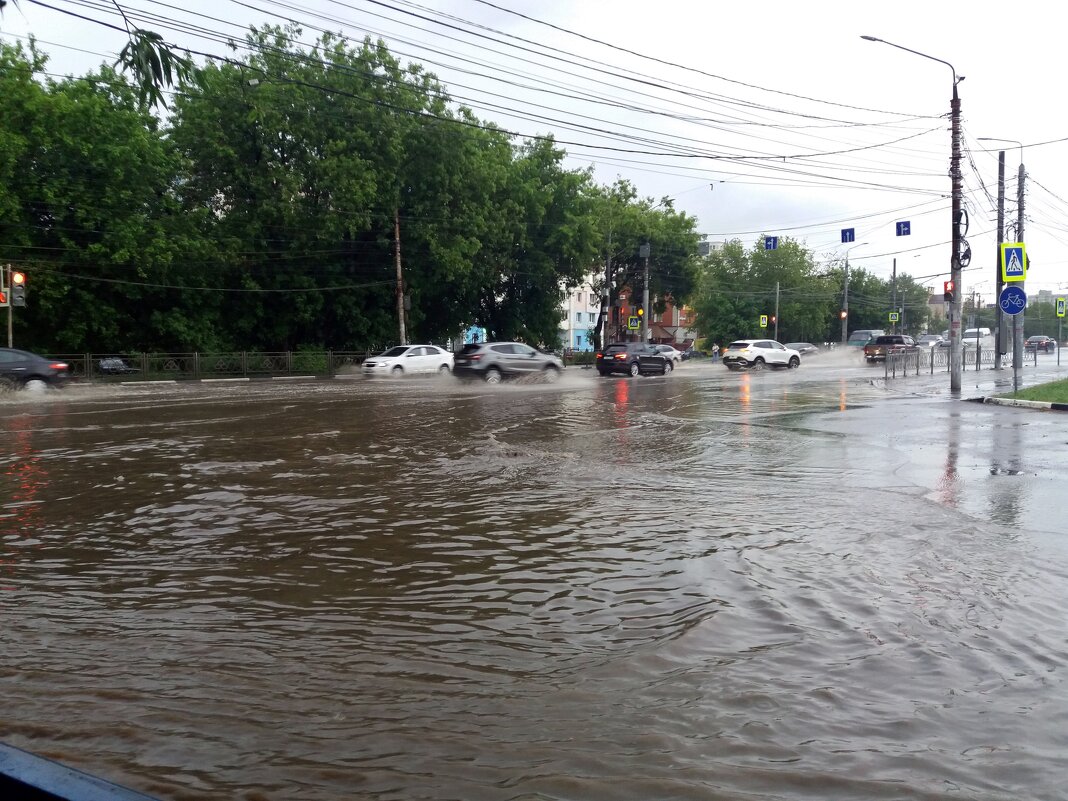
left=774, top=281, right=780, bottom=341
left=602, top=229, right=613, bottom=349
left=5, top=264, right=11, bottom=348
left=891, top=258, right=897, bottom=333
left=393, top=208, right=407, bottom=346
left=1013, top=156, right=1026, bottom=385
left=994, top=151, right=1006, bottom=369
left=841, top=261, right=850, bottom=345
left=640, top=242, right=651, bottom=343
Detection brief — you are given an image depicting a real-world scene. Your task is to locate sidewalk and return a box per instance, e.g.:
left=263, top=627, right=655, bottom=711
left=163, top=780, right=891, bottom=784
left=874, top=356, right=1068, bottom=403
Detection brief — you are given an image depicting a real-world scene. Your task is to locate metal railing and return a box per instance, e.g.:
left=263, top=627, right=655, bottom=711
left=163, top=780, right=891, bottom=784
left=882, top=345, right=1038, bottom=379
left=49, top=351, right=372, bottom=381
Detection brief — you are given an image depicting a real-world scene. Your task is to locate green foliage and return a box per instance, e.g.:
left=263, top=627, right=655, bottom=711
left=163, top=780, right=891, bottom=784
left=0, top=32, right=699, bottom=353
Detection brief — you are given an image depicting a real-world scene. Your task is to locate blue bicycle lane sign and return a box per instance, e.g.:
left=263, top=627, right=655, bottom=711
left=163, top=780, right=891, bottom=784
left=999, top=285, right=1027, bottom=315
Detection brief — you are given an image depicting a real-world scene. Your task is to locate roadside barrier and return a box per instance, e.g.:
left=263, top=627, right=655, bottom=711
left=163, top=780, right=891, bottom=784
left=882, top=345, right=1039, bottom=380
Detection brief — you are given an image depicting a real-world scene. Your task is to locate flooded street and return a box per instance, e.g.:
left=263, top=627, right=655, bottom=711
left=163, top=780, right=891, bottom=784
left=4, top=360, right=1068, bottom=800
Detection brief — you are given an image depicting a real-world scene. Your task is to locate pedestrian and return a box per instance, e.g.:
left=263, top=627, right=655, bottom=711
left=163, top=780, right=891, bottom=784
left=711, top=343, right=719, bottom=362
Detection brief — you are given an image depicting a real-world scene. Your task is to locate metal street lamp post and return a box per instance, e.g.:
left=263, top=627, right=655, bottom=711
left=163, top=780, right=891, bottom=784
left=862, top=36, right=964, bottom=392
left=840, top=241, right=869, bottom=345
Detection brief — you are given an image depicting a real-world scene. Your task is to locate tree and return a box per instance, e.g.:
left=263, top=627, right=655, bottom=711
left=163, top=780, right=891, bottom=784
left=0, top=41, right=213, bottom=352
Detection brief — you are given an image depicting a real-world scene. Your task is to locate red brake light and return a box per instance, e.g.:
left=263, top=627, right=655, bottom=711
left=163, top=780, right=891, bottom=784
left=470, top=354, right=481, bottom=361
left=49, top=362, right=67, bottom=370
left=614, top=353, right=626, bottom=360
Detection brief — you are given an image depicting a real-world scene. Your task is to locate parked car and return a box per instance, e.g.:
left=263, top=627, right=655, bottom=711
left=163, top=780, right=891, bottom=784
left=917, top=334, right=944, bottom=348
left=452, top=342, right=563, bottom=384
left=362, top=345, right=454, bottom=377
left=0, top=348, right=70, bottom=390
left=1025, top=335, right=1057, bottom=353
left=652, top=344, right=684, bottom=364
left=784, top=342, right=818, bottom=357
left=98, top=357, right=139, bottom=375
left=722, top=340, right=800, bottom=370
left=846, top=329, right=885, bottom=348
left=597, top=342, right=671, bottom=376
left=864, top=334, right=918, bottom=363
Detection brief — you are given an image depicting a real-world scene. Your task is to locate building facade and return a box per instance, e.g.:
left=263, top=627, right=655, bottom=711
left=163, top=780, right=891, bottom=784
left=558, top=276, right=603, bottom=351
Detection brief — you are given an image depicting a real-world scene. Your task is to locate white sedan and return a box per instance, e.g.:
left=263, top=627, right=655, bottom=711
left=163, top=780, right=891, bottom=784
left=362, top=345, right=454, bottom=377
left=653, top=344, right=684, bottom=364
left=722, top=339, right=801, bottom=370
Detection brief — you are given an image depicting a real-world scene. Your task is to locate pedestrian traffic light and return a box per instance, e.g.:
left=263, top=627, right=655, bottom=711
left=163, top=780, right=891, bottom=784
left=10, top=270, right=26, bottom=307
left=943, top=279, right=955, bottom=303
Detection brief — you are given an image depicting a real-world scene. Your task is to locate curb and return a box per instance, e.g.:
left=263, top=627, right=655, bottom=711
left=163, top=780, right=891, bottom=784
left=980, top=396, right=1068, bottom=411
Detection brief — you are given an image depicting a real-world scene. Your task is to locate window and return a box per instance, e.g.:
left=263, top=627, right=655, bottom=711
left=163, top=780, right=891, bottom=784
left=577, top=292, right=583, bottom=304
left=576, top=311, right=583, bottom=322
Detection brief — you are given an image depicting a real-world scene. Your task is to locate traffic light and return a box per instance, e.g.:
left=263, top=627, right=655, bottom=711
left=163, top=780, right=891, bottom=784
left=11, top=270, right=25, bottom=307
left=943, top=279, right=955, bottom=303
left=770, top=315, right=777, bottom=325
left=636, top=306, right=644, bottom=318
left=839, top=310, right=847, bottom=320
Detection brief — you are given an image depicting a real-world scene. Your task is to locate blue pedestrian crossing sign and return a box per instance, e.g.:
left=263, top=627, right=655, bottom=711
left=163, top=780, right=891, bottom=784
left=896, top=221, right=910, bottom=236
left=765, top=237, right=778, bottom=250
left=1001, top=242, right=1027, bottom=282
left=999, top=285, right=1027, bottom=316
left=841, top=228, right=855, bottom=243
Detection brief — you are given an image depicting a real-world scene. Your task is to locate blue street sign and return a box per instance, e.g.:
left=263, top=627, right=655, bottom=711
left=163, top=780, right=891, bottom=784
left=765, top=237, right=778, bottom=250
left=841, top=228, right=855, bottom=243
left=895, top=221, right=911, bottom=236
left=999, top=285, right=1027, bottom=316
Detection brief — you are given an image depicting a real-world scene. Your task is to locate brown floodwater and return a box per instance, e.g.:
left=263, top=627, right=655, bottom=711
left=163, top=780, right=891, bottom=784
left=3, top=362, right=1068, bottom=800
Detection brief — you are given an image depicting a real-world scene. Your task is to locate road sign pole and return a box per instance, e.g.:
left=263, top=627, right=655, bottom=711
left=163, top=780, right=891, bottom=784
left=6, top=264, right=11, bottom=349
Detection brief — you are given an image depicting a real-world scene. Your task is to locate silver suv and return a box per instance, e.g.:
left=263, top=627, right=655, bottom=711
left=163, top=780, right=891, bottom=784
left=452, top=342, right=563, bottom=384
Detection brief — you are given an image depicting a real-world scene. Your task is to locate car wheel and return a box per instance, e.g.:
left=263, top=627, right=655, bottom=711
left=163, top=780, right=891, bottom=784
left=788, top=356, right=800, bottom=369
left=628, top=362, right=640, bottom=377
left=663, top=360, right=673, bottom=374
left=22, top=378, right=49, bottom=392
left=391, top=365, right=404, bottom=377
left=752, top=358, right=765, bottom=371
left=542, top=366, right=560, bottom=383
left=484, top=367, right=502, bottom=385
left=438, top=364, right=451, bottom=374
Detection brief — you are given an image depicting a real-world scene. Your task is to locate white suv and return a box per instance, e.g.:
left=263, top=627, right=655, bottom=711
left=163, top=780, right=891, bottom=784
left=722, top=339, right=801, bottom=371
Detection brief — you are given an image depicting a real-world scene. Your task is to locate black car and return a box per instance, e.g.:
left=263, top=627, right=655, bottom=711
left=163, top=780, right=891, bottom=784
left=452, top=341, right=564, bottom=384
left=1025, top=335, right=1057, bottom=353
left=0, top=348, right=70, bottom=390
left=98, top=357, right=140, bottom=375
left=596, top=342, right=671, bottom=376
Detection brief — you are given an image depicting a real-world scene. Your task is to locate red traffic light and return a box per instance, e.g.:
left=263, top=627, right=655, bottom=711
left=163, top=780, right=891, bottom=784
left=0, top=291, right=6, bottom=304
left=943, top=280, right=954, bottom=293
left=11, top=271, right=25, bottom=286
left=839, top=310, right=848, bottom=319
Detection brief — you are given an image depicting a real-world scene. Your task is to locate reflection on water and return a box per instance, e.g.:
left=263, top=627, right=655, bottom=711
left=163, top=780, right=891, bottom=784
left=3, top=374, right=1068, bottom=800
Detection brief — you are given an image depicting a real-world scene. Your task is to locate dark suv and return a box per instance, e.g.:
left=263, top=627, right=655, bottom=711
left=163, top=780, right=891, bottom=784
left=452, top=342, right=563, bottom=384
left=596, top=342, right=671, bottom=377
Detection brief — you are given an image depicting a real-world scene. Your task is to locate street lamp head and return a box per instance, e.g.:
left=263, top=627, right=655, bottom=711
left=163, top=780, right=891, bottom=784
left=860, top=35, right=879, bottom=41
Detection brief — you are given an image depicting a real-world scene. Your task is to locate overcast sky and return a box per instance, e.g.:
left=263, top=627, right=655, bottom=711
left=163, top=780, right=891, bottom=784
left=5, top=0, right=1067, bottom=299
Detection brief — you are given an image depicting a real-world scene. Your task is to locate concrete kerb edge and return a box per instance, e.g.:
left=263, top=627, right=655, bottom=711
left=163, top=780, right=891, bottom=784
left=980, top=396, right=1068, bottom=412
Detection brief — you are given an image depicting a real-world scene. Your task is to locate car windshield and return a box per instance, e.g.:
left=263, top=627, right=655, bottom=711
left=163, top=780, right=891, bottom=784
left=459, top=344, right=484, bottom=354
left=726, top=341, right=750, bottom=349
left=604, top=345, right=629, bottom=354
left=381, top=346, right=409, bottom=357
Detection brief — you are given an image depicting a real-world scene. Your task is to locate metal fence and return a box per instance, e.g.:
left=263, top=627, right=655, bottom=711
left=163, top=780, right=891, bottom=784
left=50, top=351, right=371, bottom=381
left=881, top=345, right=1039, bottom=379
